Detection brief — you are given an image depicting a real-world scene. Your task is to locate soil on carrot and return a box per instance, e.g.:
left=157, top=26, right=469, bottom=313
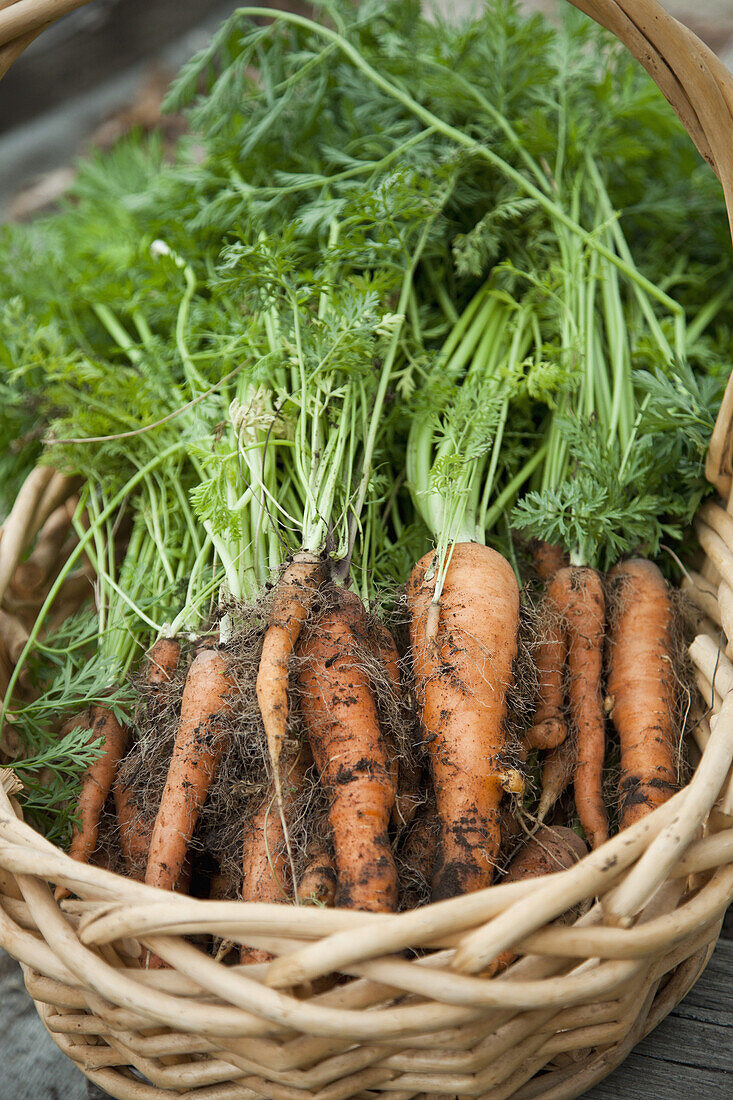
left=107, top=581, right=431, bottom=916
left=98, top=564, right=699, bottom=922
left=599, top=575, right=696, bottom=833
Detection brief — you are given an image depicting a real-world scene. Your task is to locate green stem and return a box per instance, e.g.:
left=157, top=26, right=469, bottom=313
left=0, top=441, right=185, bottom=730
left=235, top=8, right=687, bottom=305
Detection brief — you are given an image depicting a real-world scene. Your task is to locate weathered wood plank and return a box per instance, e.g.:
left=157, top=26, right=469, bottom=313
left=585, top=938, right=733, bottom=1097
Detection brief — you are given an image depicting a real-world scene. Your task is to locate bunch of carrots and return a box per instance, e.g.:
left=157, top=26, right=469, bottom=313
left=0, top=0, right=728, bottom=976
left=38, top=528, right=682, bottom=954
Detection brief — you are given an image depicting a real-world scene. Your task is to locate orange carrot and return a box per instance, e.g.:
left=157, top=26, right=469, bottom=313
left=297, top=587, right=398, bottom=912
left=112, top=640, right=183, bottom=880
left=527, top=612, right=567, bottom=751
left=531, top=540, right=569, bottom=584
left=256, top=555, right=323, bottom=789
left=145, top=649, right=234, bottom=894
left=548, top=566, right=608, bottom=849
left=485, top=826, right=587, bottom=975
left=407, top=543, right=519, bottom=899
left=370, top=621, right=423, bottom=827
left=608, top=559, right=678, bottom=829
left=113, top=772, right=151, bottom=880
left=146, top=637, right=181, bottom=691
left=240, top=748, right=306, bottom=963
left=527, top=541, right=568, bottom=752
left=370, top=621, right=401, bottom=799
left=297, top=842, right=337, bottom=907
left=526, top=543, right=568, bottom=752
left=55, top=706, right=127, bottom=900
left=537, top=737, right=575, bottom=823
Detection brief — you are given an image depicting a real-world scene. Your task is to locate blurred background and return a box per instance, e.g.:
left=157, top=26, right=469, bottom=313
left=3, top=0, right=733, bottom=213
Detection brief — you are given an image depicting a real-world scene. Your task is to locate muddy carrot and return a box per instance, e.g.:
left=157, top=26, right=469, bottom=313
left=146, top=637, right=181, bottom=691
left=296, top=840, right=337, bottom=907
left=608, top=559, right=678, bottom=829
left=55, top=706, right=127, bottom=900
left=527, top=610, right=568, bottom=751
left=407, top=543, right=519, bottom=899
left=485, top=825, right=587, bottom=975
left=113, top=772, right=151, bottom=881
left=297, top=587, right=398, bottom=912
left=256, top=555, right=323, bottom=798
left=240, top=748, right=306, bottom=963
left=145, top=649, right=234, bottom=894
left=537, top=737, right=576, bottom=823
left=549, top=566, right=608, bottom=849
left=531, top=540, right=569, bottom=583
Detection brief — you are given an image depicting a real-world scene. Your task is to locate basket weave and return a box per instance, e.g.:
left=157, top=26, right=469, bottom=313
left=2, top=2, right=733, bottom=1098
left=0, top=0, right=93, bottom=81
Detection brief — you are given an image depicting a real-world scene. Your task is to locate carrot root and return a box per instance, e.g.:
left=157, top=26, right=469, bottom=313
left=485, top=825, right=587, bottom=976
left=527, top=612, right=568, bottom=751
left=55, top=706, right=127, bottom=901
left=241, top=748, right=307, bottom=963
left=531, top=540, right=569, bottom=584
left=296, top=842, right=337, bottom=907
left=549, top=566, right=608, bottom=850
left=297, top=587, right=398, bottom=912
left=608, top=559, right=678, bottom=830
left=146, top=637, right=181, bottom=690
left=538, top=738, right=576, bottom=823
left=145, top=649, right=234, bottom=894
left=407, top=543, right=519, bottom=899
left=257, top=554, right=323, bottom=768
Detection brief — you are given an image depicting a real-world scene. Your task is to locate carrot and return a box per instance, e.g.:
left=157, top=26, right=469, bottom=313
left=145, top=649, right=234, bottom=894
left=113, top=772, right=151, bottom=880
left=113, top=640, right=183, bottom=879
left=407, top=542, right=519, bottom=899
left=55, top=705, right=127, bottom=900
left=537, top=737, right=575, bottom=823
left=370, top=620, right=423, bottom=827
left=607, top=559, right=678, bottom=829
left=527, top=611, right=567, bottom=751
left=146, top=637, right=181, bottom=691
left=531, top=540, right=569, bottom=583
left=297, top=842, right=337, bottom=907
left=240, top=747, right=307, bottom=963
left=485, top=825, right=587, bottom=976
left=256, top=555, right=324, bottom=790
left=526, top=542, right=569, bottom=751
left=297, top=587, right=398, bottom=912
left=548, top=566, right=608, bottom=849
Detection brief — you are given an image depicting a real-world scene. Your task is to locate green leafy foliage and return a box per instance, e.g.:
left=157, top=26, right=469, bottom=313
left=1, top=0, right=731, bottom=838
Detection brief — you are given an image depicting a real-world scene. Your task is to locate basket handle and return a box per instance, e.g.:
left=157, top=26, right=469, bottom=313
left=566, top=1, right=733, bottom=490
left=0, top=0, right=93, bottom=78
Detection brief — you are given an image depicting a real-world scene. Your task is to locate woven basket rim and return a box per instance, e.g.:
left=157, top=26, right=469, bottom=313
left=2, top=2, right=733, bottom=1098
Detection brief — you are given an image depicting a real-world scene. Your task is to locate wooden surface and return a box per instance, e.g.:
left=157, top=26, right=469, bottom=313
left=586, top=932, right=733, bottom=1099
left=2, top=914, right=732, bottom=1099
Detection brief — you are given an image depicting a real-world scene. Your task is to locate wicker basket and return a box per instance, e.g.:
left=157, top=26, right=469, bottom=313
left=3, top=1, right=733, bottom=1098
left=0, top=0, right=93, bottom=80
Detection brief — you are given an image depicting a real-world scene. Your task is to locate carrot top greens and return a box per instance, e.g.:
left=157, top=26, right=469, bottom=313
left=0, top=0, right=731, bottom=838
